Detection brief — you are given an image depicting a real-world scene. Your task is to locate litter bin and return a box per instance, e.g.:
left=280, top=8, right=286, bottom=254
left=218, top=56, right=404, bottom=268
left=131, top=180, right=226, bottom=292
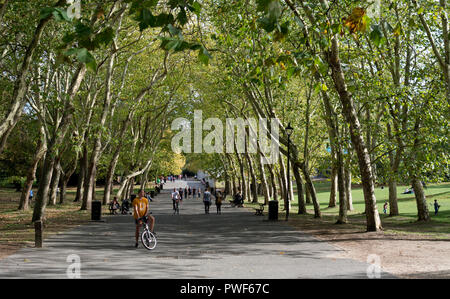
left=160, top=183, right=163, bottom=190
left=150, top=190, right=155, bottom=198
left=268, top=200, right=278, bottom=221
left=91, top=201, right=102, bottom=221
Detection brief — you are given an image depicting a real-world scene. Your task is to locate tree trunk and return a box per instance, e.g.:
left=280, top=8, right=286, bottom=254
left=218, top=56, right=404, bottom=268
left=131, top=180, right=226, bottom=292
left=293, top=162, right=306, bottom=214
left=18, top=128, right=46, bottom=210
left=31, top=56, right=87, bottom=248
left=74, top=146, right=87, bottom=202
left=387, top=123, right=400, bottom=216
left=328, top=37, right=381, bottom=231
left=410, top=121, right=430, bottom=221
left=81, top=52, right=116, bottom=210
left=412, top=179, right=429, bottom=221
left=305, top=183, right=312, bottom=204
left=236, top=153, right=247, bottom=201
left=245, top=154, right=258, bottom=203
left=328, top=165, right=337, bottom=207
left=59, top=156, right=78, bottom=204
left=59, top=177, right=69, bottom=205
left=81, top=158, right=96, bottom=210
left=257, top=153, right=271, bottom=204
left=388, top=179, right=399, bottom=216
left=336, top=151, right=347, bottom=224
left=103, top=152, right=120, bottom=205
left=0, top=0, right=66, bottom=153
left=31, top=155, right=55, bottom=239
left=48, top=161, right=61, bottom=206
left=301, top=163, right=321, bottom=218
left=279, top=155, right=288, bottom=210
left=267, top=163, right=277, bottom=201
left=345, top=167, right=353, bottom=211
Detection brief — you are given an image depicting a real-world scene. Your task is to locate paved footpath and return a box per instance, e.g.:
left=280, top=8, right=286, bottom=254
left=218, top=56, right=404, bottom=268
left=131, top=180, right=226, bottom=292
left=0, top=179, right=393, bottom=279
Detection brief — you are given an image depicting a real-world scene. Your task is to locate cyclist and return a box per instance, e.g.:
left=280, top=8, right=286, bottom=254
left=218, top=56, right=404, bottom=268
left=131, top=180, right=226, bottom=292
left=133, top=189, right=155, bottom=248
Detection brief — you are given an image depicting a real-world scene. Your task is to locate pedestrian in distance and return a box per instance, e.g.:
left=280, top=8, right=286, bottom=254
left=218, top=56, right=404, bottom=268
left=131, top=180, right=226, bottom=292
left=434, top=200, right=441, bottom=215
left=203, top=188, right=212, bottom=214
left=215, top=190, right=223, bottom=215
left=29, top=189, right=34, bottom=205
left=171, top=188, right=180, bottom=215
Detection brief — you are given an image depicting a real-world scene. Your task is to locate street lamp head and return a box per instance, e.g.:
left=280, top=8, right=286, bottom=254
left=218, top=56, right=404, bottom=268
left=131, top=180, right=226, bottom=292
left=286, top=122, right=294, bottom=137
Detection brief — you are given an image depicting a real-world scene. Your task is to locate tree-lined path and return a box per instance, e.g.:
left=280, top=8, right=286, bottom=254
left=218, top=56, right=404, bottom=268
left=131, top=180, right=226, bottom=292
left=0, top=179, right=392, bottom=279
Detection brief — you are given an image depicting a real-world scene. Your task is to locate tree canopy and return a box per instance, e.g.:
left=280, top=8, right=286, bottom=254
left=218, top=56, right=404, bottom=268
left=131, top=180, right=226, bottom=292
left=0, top=0, right=448, bottom=243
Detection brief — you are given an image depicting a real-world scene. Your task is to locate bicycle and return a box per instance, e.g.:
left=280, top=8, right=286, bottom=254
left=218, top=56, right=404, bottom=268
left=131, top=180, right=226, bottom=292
left=138, top=216, right=157, bottom=250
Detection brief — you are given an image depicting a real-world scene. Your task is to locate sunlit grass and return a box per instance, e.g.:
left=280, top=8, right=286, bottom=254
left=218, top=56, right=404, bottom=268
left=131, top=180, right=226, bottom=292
left=245, top=182, right=450, bottom=236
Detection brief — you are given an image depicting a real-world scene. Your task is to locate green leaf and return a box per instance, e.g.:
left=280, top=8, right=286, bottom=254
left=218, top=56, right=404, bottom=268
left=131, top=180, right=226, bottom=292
left=139, top=8, right=155, bottom=31
left=167, top=24, right=182, bottom=37
left=53, top=8, right=71, bottom=22
left=75, top=22, right=93, bottom=37
left=64, top=48, right=97, bottom=72
left=256, top=0, right=272, bottom=12
left=198, top=45, right=212, bottom=65
left=369, top=25, right=383, bottom=47
left=257, top=17, right=276, bottom=33
left=94, top=27, right=115, bottom=47
left=40, top=7, right=55, bottom=20
left=190, top=1, right=202, bottom=16
left=177, top=8, right=188, bottom=26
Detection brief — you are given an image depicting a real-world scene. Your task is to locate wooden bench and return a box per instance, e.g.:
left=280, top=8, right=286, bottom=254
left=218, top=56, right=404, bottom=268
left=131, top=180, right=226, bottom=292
left=254, top=204, right=265, bottom=216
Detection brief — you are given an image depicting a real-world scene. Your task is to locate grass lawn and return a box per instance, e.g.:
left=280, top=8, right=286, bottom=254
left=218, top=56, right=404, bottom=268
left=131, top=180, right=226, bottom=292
left=0, top=181, right=161, bottom=256
left=0, top=187, right=112, bottom=258
left=245, top=181, right=450, bottom=237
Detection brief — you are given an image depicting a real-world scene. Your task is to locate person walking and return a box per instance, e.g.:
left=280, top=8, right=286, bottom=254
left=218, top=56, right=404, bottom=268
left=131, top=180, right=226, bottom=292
left=383, top=201, right=388, bottom=214
left=215, top=190, right=223, bottom=215
left=434, top=200, right=441, bottom=215
left=29, top=189, right=34, bottom=205
left=198, top=188, right=202, bottom=199
left=177, top=187, right=183, bottom=209
left=171, top=188, right=180, bottom=215
left=203, top=188, right=212, bottom=214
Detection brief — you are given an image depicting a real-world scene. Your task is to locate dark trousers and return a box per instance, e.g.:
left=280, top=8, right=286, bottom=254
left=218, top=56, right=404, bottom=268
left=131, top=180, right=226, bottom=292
left=173, top=200, right=178, bottom=211
left=204, top=201, right=210, bottom=214
left=216, top=204, right=222, bottom=214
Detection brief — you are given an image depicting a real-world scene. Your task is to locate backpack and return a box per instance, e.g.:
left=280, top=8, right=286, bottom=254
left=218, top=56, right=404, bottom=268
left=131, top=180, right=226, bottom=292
left=203, top=191, right=211, bottom=203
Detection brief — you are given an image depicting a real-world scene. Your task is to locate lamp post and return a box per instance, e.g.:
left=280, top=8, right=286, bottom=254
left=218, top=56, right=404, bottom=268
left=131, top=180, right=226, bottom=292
left=285, top=123, right=294, bottom=221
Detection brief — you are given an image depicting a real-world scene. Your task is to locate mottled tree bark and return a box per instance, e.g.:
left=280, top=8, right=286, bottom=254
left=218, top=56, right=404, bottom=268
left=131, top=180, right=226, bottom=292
left=293, top=162, right=306, bottom=214
left=18, top=127, right=46, bottom=210
left=327, top=37, right=381, bottom=231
